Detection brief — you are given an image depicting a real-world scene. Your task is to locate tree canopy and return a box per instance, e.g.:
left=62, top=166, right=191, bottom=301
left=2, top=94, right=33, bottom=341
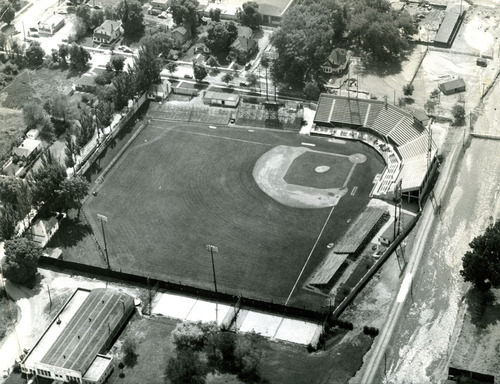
left=25, top=41, right=45, bottom=67
left=461, top=220, right=500, bottom=291
left=271, top=0, right=416, bottom=87
left=2, top=238, right=42, bottom=288
left=115, top=0, right=144, bottom=36
left=204, top=22, right=238, bottom=53
left=192, top=62, right=208, bottom=82
left=170, top=0, right=199, bottom=34
left=239, top=2, right=262, bottom=29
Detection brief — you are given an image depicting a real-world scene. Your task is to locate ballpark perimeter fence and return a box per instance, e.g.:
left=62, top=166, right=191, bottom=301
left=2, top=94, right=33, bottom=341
left=38, top=257, right=326, bottom=323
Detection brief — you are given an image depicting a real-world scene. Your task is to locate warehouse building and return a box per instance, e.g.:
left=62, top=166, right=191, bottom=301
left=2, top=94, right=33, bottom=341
left=22, top=288, right=134, bottom=384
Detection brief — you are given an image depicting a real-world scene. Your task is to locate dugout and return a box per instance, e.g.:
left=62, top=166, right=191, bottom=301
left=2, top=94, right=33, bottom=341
left=203, top=91, right=240, bottom=107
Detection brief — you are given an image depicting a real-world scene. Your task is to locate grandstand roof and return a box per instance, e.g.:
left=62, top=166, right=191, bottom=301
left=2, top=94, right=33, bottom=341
left=333, top=208, right=387, bottom=254
left=309, top=253, right=349, bottom=286
left=41, top=288, right=134, bottom=374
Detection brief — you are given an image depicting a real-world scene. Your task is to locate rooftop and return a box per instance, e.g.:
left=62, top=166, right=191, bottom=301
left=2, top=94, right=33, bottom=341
left=434, top=11, right=461, bottom=44
left=439, top=77, right=466, bottom=92
left=94, top=20, right=122, bottom=36
left=40, top=288, right=134, bottom=374
left=204, top=91, right=240, bottom=102
left=83, top=355, right=113, bottom=382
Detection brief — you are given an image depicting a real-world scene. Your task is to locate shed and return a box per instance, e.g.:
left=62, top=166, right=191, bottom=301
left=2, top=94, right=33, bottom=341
left=26, top=129, right=40, bottom=140
left=151, top=0, right=169, bottom=10
left=12, top=138, right=41, bottom=158
left=147, top=80, right=172, bottom=101
left=438, top=78, right=466, bottom=95
left=203, top=91, right=240, bottom=107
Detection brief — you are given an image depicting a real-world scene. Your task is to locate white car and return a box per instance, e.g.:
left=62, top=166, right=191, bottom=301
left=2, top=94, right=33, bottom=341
left=158, top=11, right=168, bottom=19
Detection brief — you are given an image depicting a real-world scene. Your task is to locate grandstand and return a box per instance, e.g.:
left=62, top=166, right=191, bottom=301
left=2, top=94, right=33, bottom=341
left=312, top=94, right=438, bottom=204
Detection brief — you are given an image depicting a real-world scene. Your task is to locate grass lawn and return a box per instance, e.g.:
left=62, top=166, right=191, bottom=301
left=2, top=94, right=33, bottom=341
left=0, top=107, right=24, bottom=164
left=81, top=121, right=384, bottom=309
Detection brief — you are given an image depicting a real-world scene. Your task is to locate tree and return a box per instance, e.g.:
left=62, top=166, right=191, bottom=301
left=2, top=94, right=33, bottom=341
left=460, top=220, right=500, bottom=291
left=402, top=83, right=414, bottom=96
left=204, top=22, right=238, bottom=53
left=0, top=3, right=15, bottom=25
left=165, top=350, right=207, bottom=384
left=234, top=334, right=262, bottom=382
left=221, top=72, right=233, bottom=85
left=430, top=89, right=440, bottom=101
left=64, top=134, right=79, bottom=170
left=166, top=61, right=178, bottom=74
left=95, top=100, right=115, bottom=130
left=69, top=44, right=91, bottom=72
left=1, top=238, right=42, bottom=288
left=56, top=176, right=89, bottom=216
left=58, top=44, right=70, bottom=67
left=134, top=42, right=161, bottom=91
left=170, top=0, right=199, bottom=34
left=139, top=31, right=173, bottom=59
left=76, top=107, right=96, bottom=148
left=452, top=103, right=466, bottom=126
left=192, top=62, right=208, bottom=82
left=424, top=99, right=436, bottom=115
left=245, top=72, right=258, bottom=89
left=303, top=80, right=321, bottom=100
left=116, top=0, right=144, bottom=36
left=172, top=322, right=207, bottom=351
left=25, top=41, right=45, bottom=67
left=209, top=8, right=221, bottom=22
left=0, top=205, right=17, bottom=240
left=112, top=71, right=135, bottom=109
left=239, top=2, right=262, bottom=29
left=43, top=93, right=76, bottom=125
left=0, top=176, right=32, bottom=223
left=31, top=151, right=67, bottom=211
left=106, top=55, right=126, bottom=74
left=23, top=101, right=55, bottom=141
left=89, top=9, right=105, bottom=29
left=122, top=337, right=138, bottom=367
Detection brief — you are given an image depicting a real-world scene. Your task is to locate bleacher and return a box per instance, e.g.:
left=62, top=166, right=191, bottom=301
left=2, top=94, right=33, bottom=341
left=388, top=118, right=423, bottom=146
left=398, top=134, right=432, bottom=160
left=315, top=94, right=336, bottom=124
left=332, top=207, right=390, bottom=256
left=307, top=253, right=350, bottom=290
left=371, top=105, right=403, bottom=137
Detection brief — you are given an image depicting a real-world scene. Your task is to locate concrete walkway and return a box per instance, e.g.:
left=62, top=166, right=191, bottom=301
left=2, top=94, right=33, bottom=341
left=151, top=292, right=322, bottom=346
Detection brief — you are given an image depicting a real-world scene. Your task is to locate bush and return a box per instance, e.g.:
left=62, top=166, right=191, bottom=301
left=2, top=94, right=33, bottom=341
left=452, top=103, right=466, bottom=126
left=118, top=362, right=124, bottom=369
left=122, top=338, right=138, bottom=367
left=119, top=372, right=125, bottom=378
left=363, top=326, right=379, bottom=337
left=402, top=83, right=414, bottom=96
left=306, top=343, right=316, bottom=353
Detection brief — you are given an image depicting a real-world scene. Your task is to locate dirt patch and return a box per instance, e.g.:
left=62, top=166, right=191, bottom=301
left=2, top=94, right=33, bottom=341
left=253, top=145, right=348, bottom=209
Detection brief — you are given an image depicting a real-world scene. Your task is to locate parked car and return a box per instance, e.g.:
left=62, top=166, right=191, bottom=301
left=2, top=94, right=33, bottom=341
left=183, top=74, right=193, bottom=79
left=239, top=82, right=247, bottom=87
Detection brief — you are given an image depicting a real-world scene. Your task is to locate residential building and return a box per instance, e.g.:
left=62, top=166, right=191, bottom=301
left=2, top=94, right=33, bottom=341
left=321, top=48, right=349, bottom=75
left=93, top=20, right=124, bottom=45
left=171, top=26, right=191, bottom=47
left=228, top=36, right=257, bottom=62
left=26, top=217, right=59, bottom=248
left=147, top=80, right=172, bottom=101
left=26, top=129, right=40, bottom=140
left=12, top=139, right=41, bottom=159
left=151, top=0, right=169, bottom=10
left=22, top=288, right=134, bottom=384
left=74, top=75, right=97, bottom=93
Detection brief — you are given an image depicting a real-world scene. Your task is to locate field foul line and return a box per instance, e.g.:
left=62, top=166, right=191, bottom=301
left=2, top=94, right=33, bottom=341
left=171, top=129, right=274, bottom=147
left=343, top=164, right=357, bottom=188
left=285, top=205, right=336, bottom=306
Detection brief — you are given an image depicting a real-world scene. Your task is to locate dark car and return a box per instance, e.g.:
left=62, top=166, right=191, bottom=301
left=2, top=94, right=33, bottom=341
left=183, top=74, right=193, bottom=79
left=239, top=82, right=247, bottom=87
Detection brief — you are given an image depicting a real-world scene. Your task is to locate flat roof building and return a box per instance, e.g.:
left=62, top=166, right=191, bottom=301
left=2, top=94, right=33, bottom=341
left=22, top=288, right=134, bottom=384
left=203, top=91, right=240, bottom=107
left=433, top=11, right=463, bottom=48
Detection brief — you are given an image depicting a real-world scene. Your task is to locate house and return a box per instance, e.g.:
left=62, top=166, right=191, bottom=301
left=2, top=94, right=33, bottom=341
left=93, top=20, right=124, bottom=45
left=74, top=75, right=97, bottom=93
left=228, top=36, right=257, bottom=62
left=194, top=43, right=210, bottom=54
left=12, top=139, right=41, bottom=159
left=38, top=14, right=65, bottom=35
left=151, top=0, right=169, bottom=10
left=26, top=129, right=40, bottom=140
left=203, top=91, right=240, bottom=107
left=321, top=48, right=349, bottom=75
left=147, top=80, right=172, bottom=101
left=237, top=26, right=253, bottom=39
left=439, top=78, right=466, bottom=95
left=171, top=26, right=192, bottom=47
left=26, top=217, right=59, bottom=248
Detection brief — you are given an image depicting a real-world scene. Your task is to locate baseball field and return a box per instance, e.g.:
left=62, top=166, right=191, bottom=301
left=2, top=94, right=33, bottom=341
left=83, top=121, right=385, bottom=308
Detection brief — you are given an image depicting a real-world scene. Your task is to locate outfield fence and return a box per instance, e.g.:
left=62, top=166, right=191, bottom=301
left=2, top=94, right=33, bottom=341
left=38, top=257, right=326, bottom=322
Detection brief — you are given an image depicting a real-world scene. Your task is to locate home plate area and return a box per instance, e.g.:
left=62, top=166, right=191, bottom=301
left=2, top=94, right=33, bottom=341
left=151, top=292, right=322, bottom=345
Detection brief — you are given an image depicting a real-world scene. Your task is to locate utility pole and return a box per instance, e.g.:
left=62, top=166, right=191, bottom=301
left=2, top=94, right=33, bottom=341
left=206, top=244, right=218, bottom=292
left=97, top=214, right=110, bottom=269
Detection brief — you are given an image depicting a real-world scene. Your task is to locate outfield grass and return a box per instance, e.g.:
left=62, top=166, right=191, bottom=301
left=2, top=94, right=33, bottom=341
left=81, top=122, right=384, bottom=308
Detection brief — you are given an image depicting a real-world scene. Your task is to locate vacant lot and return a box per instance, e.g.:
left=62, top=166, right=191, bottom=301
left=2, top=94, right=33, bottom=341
left=81, top=120, right=384, bottom=309
left=110, top=314, right=373, bottom=384
left=0, top=107, right=24, bottom=164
